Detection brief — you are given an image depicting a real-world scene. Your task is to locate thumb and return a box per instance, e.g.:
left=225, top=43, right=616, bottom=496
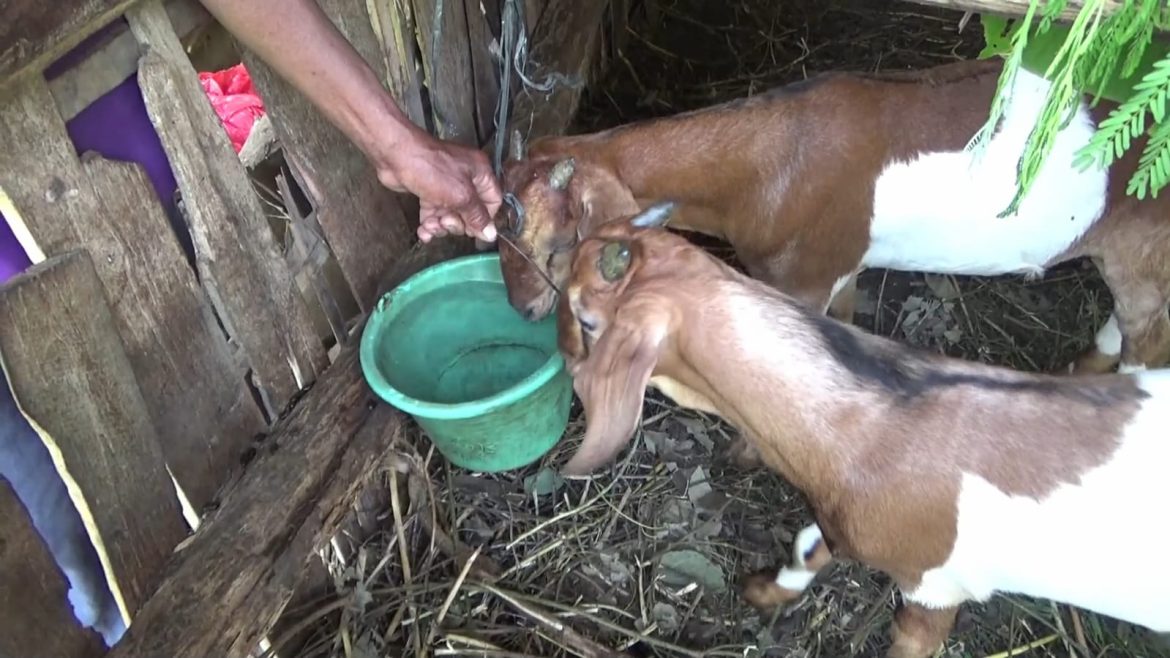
left=472, top=164, right=503, bottom=219
left=462, top=198, right=497, bottom=242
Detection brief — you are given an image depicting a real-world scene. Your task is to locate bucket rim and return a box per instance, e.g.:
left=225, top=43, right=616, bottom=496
left=359, top=252, right=567, bottom=420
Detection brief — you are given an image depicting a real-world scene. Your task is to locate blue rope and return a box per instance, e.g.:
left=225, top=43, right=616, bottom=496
left=490, top=0, right=585, bottom=175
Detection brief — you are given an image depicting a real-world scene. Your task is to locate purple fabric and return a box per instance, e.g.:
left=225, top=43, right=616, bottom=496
left=0, top=16, right=188, bottom=286
left=0, top=214, right=26, bottom=284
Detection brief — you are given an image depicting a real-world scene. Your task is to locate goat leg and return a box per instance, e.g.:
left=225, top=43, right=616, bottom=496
left=726, top=434, right=763, bottom=469
left=887, top=600, right=958, bottom=658
left=741, top=523, right=833, bottom=609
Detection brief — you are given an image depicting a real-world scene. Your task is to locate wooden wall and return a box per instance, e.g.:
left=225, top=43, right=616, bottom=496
left=0, top=0, right=620, bottom=656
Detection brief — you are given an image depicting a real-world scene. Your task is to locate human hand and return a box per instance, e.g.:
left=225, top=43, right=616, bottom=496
left=377, top=128, right=502, bottom=244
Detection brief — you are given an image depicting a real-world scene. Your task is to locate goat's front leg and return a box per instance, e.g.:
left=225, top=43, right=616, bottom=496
left=1068, top=253, right=1170, bottom=374
left=887, top=601, right=959, bottom=658
left=825, top=272, right=859, bottom=323
left=741, top=523, right=834, bottom=609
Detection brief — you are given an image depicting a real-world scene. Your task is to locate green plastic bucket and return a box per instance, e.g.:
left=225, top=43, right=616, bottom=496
left=359, top=252, right=573, bottom=472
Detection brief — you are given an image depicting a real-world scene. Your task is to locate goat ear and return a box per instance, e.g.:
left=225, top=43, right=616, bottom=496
left=629, top=201, right=676, bottom=229
left=561, top=316, right=665, bottom=476
left=580, top=186, right=640, bottom=236
left=555, top=292, right=587, bottom=371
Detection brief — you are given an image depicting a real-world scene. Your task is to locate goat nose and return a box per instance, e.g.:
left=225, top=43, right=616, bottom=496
left=521, top=305, right=539, bottom=321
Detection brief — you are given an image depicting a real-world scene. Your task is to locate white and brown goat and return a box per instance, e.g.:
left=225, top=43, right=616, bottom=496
left=555, top=203, right=1170, bottom=658
left=498, top=57, right=1170, bottom=376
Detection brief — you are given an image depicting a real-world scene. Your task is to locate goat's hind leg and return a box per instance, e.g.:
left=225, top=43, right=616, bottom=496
left=1069, top=311, right=1124, bottom=374
left=1070, top=253, right=1170, bottom=374
left=741, top=523, right=834, bottom=609
left=825, top=272, right=859, bottom=323
left=887, top=601, right=959, bottom=658
left=1115, top=296, right=1170, bottom=373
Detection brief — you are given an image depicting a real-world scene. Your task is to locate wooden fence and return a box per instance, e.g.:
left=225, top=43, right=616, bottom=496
left=0, top=0, right=624, bottom=655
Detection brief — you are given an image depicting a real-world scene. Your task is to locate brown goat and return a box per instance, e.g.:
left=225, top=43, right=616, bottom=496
left=499, top=57, right=1170, bottom=376
left=555, top=203, right=1170, bottom=658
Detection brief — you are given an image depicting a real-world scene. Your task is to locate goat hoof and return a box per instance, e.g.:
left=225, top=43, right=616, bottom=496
left=727, top=437, right=763, bottom=469
left=1065, top=350, right=1120, bottom=376
left=740, top=570, right=801, bottom=610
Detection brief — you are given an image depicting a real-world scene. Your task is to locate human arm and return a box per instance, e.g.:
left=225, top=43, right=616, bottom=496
left=196, top=0, right=499, bottom=242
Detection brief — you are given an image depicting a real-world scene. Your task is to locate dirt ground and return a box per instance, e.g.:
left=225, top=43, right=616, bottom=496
left=277, top=2, right=1169, bottom=657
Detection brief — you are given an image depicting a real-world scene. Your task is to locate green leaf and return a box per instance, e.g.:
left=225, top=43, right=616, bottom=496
left=523, top=467, right=566, bottom=496
left=980, top=0, right=1170, bottom=209
left=658, top=550, right=727, bottom=593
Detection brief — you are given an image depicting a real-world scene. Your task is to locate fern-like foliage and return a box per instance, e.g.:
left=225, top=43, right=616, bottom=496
left=975, top=0, right=1170, bottom=214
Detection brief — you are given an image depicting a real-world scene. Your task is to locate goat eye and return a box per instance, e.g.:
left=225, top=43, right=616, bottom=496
left=598, top=241, right=631, bottom=282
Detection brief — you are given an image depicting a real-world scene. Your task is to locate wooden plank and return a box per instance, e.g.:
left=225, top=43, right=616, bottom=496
left=365, top=0, right=428, bottom=128
left=239, top=114, right=278, bottom=169
left=523, top=0, right=546, bottom=37
left=502, top=0, right=608, bottom=143
left=277, top=173, right=350, bottom=350
left=241, top=0, right=416, bottom=312
left=0, top=477, right=105, bottom=658
left=467, top=0, right=503, bottom=145
left=0, top=74, right=266, bottom=513
left=412, top=0, right=479, bottom=145
left=0, top=249, right=190, bottom=623
left=0, top=0, right=137, bottom=86
left=97, top=237, right=468, bottom=658
left=128, top=0, right=327, bottom=415
left=103, top=331, right=408, bottom=658
left=70, top=146, right=475, bottom=657
left=46, top=0, right=212, bottom=123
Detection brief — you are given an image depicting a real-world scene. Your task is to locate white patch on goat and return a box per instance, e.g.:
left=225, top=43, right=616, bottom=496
left=905, top=371, right=1170, bottom=632
left=648, top=375, right=720, bottom=415
left=1118, top=362, right=1147, bottom=374
left=863, top=67, right=1108, bottom=277
left=823, top=273, right=855, bottom=313
left=774, top=523, right=825, bottom=591
left=1094, top=313, right=1123, bottom=357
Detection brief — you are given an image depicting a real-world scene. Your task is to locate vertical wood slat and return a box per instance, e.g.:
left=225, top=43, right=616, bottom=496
left=241, top=0, right=417, bottom=312
left=0, top=249, right=189, bottom=624
left=104, top=350, right=409, bottom=658
left=365, top=0, right=428, bottom=128
left=127, top=0, right=327, bottom=415
left=466, top=0, right=502, bottom=145
left=0, top=477, right=105, bottom=658
left=412, top=0, right=478, bottom=145
left=0, top=74, right=266, bottom=514
left=503, top=0, right=607, bottom=143
left=45, top=0, right=213, bottom=124
left=0, top=0, right=137, bottom=85
left=523, top=0, right=546, bottom=37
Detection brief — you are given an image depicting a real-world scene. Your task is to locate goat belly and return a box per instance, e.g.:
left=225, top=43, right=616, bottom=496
left=905, top=370, right=1170, bottom=632
left=862, top=67, right=1108, bottom=278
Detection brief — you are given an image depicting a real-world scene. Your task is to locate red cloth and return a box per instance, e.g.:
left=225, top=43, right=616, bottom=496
left=199, top=63, right=265, bottom=153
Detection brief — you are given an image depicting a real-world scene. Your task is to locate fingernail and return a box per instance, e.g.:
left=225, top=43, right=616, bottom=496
left=482, top=223, right=497, bottom=241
